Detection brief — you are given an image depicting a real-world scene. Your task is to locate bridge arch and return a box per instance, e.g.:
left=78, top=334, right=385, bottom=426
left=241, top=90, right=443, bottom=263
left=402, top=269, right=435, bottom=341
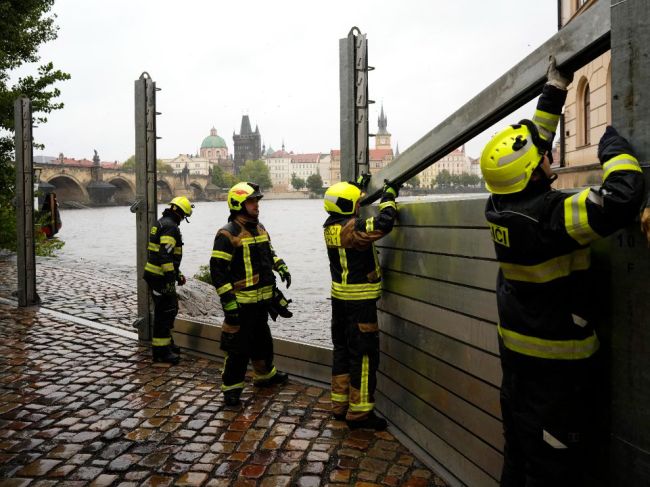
left=107, top=176, right=136, bottom=205
left=157, top=179, right=173, bottom=203
left=188, top=181, right=204, bottom=201
left=46, top=175, right=89, bottom=204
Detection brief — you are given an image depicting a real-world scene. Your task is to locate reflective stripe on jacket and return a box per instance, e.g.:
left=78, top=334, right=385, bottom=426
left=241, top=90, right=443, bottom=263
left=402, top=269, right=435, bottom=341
left=324, top=194, right=397, bottom=301
left=143, top=213, right=183, bottom=284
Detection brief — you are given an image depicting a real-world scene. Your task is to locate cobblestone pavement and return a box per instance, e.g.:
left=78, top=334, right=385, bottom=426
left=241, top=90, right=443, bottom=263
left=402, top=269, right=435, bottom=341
left=0, top=254, right=330, bottom=347
left=0, top=303, right=447, bottom=486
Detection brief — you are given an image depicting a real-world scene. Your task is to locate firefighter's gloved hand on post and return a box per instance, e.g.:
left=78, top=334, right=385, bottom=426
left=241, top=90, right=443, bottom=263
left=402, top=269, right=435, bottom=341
left=274, top=259, right=291, bottom=288
left=546, top=55, right=573, bottom=90
left=176, top=273, right=186, bottom=286
left=268, top=287, right=293, bottom=321
left=382, top=180, right=401, bottom=199
left=221, top=295, right=240, bottom=325
left=355, top=173, right=372, bottom=190
left=597, top=125, right=635, bottom=164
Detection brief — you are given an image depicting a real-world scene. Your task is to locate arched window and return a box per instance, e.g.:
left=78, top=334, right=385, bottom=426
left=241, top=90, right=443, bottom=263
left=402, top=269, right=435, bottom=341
left=583, top=83, right=591, bottom=145
left=576, top=77, right=591, bottom=147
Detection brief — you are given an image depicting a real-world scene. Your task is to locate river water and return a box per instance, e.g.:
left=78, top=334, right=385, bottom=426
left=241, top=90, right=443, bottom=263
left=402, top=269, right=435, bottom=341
left=58, top=198, right=333, bottom=328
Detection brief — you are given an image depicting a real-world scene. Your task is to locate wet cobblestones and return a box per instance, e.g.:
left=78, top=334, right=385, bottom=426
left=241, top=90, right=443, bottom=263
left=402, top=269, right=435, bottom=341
left=0, top=254, right=330, bottom=347
left=0, top=303, right=446, bottom=486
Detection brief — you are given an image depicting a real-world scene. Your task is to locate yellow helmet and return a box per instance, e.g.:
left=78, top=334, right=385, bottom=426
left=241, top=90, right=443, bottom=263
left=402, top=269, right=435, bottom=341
left=169, top=196, right=194, bottom=216
left=480, top=120, right=549, bottom=194
left=228, top=182, right=263, bottom=211
left=324, top=182, right=362, bottom=215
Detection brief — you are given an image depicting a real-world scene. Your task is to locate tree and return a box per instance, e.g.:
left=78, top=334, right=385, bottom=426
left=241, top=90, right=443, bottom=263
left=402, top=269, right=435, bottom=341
left=291, top=173, right=305, bottom=191
left=157, top=160, right=173, bottom=175
left=238, top=160, right=272, bottom=190
left=435, top=169, right=452, bottom=188
left=406, top=174, right=420, bottom=188
left=0, top=0, right=71, bottom=252
left=306, top=172, right=324, bottom=195
left=121, top=155, right=135, bottom=170
left=211, top=165, right=238, bottom=189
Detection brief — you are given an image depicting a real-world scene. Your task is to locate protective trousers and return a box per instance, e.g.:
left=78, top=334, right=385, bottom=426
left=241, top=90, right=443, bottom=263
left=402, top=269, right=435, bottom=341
left=220, top=302, right=276, bottom=393
left=151, top=288, right=178, bottom=346
left=499, top=355, right=604, bottom=487
left=330, top=298, right=379, bottom=421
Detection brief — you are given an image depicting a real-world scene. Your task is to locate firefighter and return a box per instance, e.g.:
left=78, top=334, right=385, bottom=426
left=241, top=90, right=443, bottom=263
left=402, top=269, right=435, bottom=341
left=480, top=57, right=645, bottom=486
left=323, top=177, right=399, bottom=430
left=143, top=196, right=194, bottom=365
left=211, top=182, right=292, bottom=407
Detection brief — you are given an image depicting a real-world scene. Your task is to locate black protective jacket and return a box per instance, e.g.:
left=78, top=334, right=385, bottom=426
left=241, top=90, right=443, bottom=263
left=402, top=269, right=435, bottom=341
left=486, top=86, right=645, bottom=366
left=143, top=209, right=183, bottom=287
left=324, top=191, right=397, bottom=301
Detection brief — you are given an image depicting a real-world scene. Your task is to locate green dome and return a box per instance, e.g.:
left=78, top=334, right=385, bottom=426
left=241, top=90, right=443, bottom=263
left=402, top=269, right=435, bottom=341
left=201, top=134, right=227, bottom=149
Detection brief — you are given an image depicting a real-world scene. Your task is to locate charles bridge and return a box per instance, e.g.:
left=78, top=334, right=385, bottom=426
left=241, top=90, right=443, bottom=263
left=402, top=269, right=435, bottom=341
left=36, top=163, right=216, bottom=206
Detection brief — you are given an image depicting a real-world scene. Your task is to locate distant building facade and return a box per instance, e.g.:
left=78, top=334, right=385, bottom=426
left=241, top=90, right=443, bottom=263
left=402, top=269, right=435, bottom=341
left=419, top=146, right=477, bottom=189
left=233, top=115, right=262, bottom=173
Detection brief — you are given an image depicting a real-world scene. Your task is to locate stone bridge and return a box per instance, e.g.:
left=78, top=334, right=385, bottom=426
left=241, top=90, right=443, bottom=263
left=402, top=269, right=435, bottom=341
left=36, top=164, right=217, bottom=206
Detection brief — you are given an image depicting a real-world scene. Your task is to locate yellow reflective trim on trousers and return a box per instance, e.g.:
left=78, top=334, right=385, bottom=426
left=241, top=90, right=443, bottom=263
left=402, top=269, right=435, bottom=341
left=350, top=355, right=374, bottom=412
left=211, top=250, right=233, bottom=261
left=144, top=262, right=164, bottom=275
left=500, top=248, right=591, bottom=283
left=338, top=249, right=348, bottom=285
left=331, top=392, right=349, bottom=403
left=173, top=247, right=182, bottom=255
left=498, top=324, right=600, bottom=360
left=378, top=200, right=396, bottom=211
left=564, top=188, right=601, bottom=245
left=221, top=382, right=245, bottom=392
left=254, top=366, right=277, bottom=382
left=365, top=217, right=374, bottom=232
left=152, top=337, right=171, bottom=346
left=216, top=283, right=233, bottom=295
left=160, top=235, right=176, bottom=246
left=235, top=285, right=274, bottom=303
left=331, top=281, right=382, bottom=300
left=602, top=154, right=642, bottom=180
left=148, top=242, right=160, bottom=252
left=161, top=262, right=175, bottom=272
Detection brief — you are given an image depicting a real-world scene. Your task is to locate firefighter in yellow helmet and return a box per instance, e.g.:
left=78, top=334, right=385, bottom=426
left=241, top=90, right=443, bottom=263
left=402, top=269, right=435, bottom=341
left=323, top=177, right=400, bottom=430
left=481, top=57, right=645, bottom=486
left=210, top=182, right=292, bottom=407
left=143, top=196, right=194, bottom=365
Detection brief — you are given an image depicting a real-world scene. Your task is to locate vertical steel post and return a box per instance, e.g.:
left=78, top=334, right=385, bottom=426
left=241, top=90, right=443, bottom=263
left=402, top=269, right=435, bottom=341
left=606, top=1, right=650, bottom=484
left=340, top=27, right=371, bottom=183
left=14, top=97, right=39, bottom=307
left=132, top=73, right=158, bottom=341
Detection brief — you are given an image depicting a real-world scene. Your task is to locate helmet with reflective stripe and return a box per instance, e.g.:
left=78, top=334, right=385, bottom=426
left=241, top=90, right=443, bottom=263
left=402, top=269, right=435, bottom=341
left=480, top=119, right=549, bottom=195
left=228, top=182, right=263, bottom=211
left=324, top=182, right=362, bottom=215
left=169, top=196, right=194, bottom=216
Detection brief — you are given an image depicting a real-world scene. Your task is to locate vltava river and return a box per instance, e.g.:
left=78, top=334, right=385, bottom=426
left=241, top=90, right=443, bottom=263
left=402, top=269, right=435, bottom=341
left=58, top=198, right=333, bottom=325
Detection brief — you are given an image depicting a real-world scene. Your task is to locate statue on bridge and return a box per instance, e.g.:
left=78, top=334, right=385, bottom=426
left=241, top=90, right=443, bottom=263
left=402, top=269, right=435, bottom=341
left=181, top=162, right=190, bottom=189
left=93, top=149, right=100, bottom=166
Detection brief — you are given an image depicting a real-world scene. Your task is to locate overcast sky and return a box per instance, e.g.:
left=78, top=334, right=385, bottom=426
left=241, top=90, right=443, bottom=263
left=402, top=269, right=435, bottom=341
left=21, top=1, right=557, bottom=162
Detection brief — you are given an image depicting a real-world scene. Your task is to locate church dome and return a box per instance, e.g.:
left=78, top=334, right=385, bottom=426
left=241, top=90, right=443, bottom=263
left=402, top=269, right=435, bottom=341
left=201, top=128, right=227, bottom=149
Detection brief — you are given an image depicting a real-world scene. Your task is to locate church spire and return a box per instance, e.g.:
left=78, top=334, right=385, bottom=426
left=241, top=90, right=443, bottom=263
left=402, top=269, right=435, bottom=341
left=377, top=104, right=388, bottom=135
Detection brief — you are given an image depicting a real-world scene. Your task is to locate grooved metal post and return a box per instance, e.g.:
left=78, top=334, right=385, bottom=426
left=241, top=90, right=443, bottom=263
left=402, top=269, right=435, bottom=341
left=339, top=27, right=370, bottom=182
left=606, top=0, right=650, bottom=484
left=14, top=97, right=39, bottom=307
left=133, top=73, right=158, bottom=341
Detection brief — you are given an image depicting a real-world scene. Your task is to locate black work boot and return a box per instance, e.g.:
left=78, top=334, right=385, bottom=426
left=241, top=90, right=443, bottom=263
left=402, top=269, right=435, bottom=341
left=254, top=371, right=289, bottom=388
left=223, top=389, right=242, bottom=407
left=346, top=412, right=388, bottom=431
left=152, top=345, right=180, bottom=365
left=170, top=338, right=181, bottom=355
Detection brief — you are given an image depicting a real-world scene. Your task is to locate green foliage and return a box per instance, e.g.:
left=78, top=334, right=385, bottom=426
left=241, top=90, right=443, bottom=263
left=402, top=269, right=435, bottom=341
left=193, top=264, right=212, bottom=284
left=157, top=160, right=173, bottom=174
left=121, top=155, right=135, bottom=170
left=0, top=0, right=70, bottom=252
left=406, top=174, right=420, bottom=188
left=306, top=172, right=324, bottom=195
left=239, top=160, right=272, bottom=190
left=290, top=172, right=305, bottom=191
left=211, top=165, right=238, bottom=189
left=435, top=169, right=452, bottom=188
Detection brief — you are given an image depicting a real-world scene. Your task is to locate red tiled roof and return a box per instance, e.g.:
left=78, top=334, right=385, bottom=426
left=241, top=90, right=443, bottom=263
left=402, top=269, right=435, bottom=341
left=269, top=150, right=292, bottom=158
left=291, top=153, right=321, bottom=163
left=369, top=149, right=393, bottom=160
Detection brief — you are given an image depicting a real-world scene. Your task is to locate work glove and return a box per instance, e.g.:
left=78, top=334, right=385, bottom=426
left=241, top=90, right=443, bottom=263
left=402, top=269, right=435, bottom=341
left=641, top=207, right=650, bottom=248
left=268, top=287, right=293, bottom=321
left=221, top=294, right=240, bottom=325
left=546, top=55, right=573, bottom=90
left=597, top=126, right=636, bottom=165
left=382, top=180, right=402, bottom=199
left=176, top=273, right=186, bottom=286
left=354, top=173, right=372, bottom=190
left=274, top=259, right=291, bottom=288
